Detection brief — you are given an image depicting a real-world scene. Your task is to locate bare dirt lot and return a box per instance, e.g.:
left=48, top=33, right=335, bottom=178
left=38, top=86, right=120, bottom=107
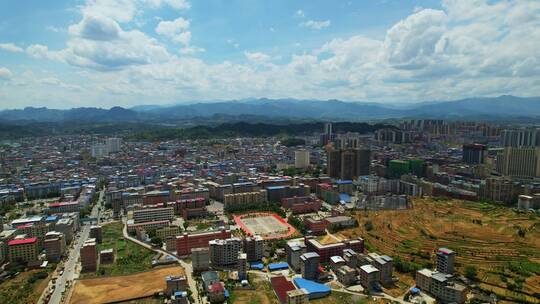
left=70, top=266, right=185, bottom=304
left=339, top=197, right=540, bottom=304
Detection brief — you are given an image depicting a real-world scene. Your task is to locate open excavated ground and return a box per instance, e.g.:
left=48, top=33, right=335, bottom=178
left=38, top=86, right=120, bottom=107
left=71, top=266, right=185, bottom=304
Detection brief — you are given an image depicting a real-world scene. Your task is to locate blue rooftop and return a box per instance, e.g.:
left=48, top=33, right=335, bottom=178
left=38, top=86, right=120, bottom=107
left=268, top=262, right=289, bottom=271
left=250, top=262, right=264, bottom=270
left=45, top=216, right=58, bottom=222
left=266, top=186, right=286, bottom=190
left=339, top=193, right=351, bottom=202
left=335, top=180, right=353, bottom=184
left=293, top=278, right=331, bottom=299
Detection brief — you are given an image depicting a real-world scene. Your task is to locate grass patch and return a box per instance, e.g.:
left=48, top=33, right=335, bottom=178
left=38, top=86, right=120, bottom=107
left=81, top=221, right=154, bottom=278
left=0, top=267, right=53, bottom=304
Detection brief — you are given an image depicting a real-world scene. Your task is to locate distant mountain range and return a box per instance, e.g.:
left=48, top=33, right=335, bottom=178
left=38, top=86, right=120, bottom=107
left=1, top=95, right=539, bottom=123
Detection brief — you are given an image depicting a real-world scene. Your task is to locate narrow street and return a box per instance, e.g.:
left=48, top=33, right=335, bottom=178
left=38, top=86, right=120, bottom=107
left=42, top=189, right=103, bottom=304
left=121, top=218, right=205, bottom=304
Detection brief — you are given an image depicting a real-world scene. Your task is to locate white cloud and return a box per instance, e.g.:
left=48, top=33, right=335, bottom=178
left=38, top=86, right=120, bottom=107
left=144, top=0, right=190, bottom=10
left=295, top=10, right=305, bottom=18
left=10, top=0, right=540, bottom=107
left=226, top=39, right=239, bottom=49
left=81, top=0, right=138, bottom=23
left=300, top=19, right=331, bottom=30
left=244, top=51, right=271, bottom=65
left=46, top=26, right=63, bottom=33
left=69, top=14, right=122, bottom=41
left=0, top=43, right=24, bottom=53
left=0, top=67, right=12, bottom=79
left=155, top=18, right=191, bottom=45
left=382, top=9, right=447, bottom=69
left=180, top=46, right=205, bottom=55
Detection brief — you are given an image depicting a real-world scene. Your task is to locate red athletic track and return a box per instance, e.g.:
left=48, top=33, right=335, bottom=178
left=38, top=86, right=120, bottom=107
left=233, top=212, right=296, bottom=240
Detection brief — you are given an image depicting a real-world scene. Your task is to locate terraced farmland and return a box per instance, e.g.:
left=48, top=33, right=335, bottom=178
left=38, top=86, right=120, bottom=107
left=339, top=197, right=540, bottom=303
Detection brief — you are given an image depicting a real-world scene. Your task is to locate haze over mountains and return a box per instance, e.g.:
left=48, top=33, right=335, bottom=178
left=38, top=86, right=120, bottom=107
left=1, top=95, right=539, bottom=123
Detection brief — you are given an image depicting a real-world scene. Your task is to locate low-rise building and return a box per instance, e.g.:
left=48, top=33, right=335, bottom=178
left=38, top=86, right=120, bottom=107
left=416, top=269, right=467, bottom=304
left=100, top=248, right=114, bottom=264
left=359, top=264, right=380, bottom=290
left=176, top=229, right=231, bottom=256
left=132, top=206, right=174, bottom=223
left=336, top=265, right=357, bottom=286
left=166, top=275, right=188, bottom=296
left=286, top=288, right=309, bottom=304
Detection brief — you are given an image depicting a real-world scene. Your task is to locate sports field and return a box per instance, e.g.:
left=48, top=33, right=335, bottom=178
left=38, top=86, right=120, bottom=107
left=71, top=266, right=185, bottom=304
left=339, top=197, right=540, bottom=303
left=234, top=212, right=296, bottom=240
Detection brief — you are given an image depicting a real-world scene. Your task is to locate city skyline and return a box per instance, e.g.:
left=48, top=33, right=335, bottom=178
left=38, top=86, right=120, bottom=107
left=0, top=0, right=539, bottom=109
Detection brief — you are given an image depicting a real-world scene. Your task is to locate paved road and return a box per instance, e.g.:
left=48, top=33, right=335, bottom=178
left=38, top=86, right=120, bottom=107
left=46, top=189, right=103, bottom=304
left=121, top=219, right=205, bottom=304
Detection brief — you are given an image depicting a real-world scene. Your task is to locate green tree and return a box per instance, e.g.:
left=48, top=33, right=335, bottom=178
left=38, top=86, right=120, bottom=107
left=151, top=236, right=162, bottom=247
left=464, top=265, right=478, bottom=280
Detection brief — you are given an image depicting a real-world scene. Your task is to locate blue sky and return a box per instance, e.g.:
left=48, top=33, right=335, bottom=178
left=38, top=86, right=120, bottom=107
left=0, top=0, right=539, bottom=109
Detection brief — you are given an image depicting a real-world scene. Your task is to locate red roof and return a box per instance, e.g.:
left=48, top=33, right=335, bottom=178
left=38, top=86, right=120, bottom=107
left=49, top=201, right=78, bottom=207
left=18, top=223, right=34, bottom=228
left=270, top=276, right=296, bottom=304
left=8, top=237, right=38, bottom=246
left=209, top=282, right=224, bottom=293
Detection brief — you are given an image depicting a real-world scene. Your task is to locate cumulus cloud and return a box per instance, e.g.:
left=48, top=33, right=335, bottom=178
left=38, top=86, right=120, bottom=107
left=244, top=51, right=271, bottom=65
left=11, top=0, right=540, bottom=106
left=68, top=14, right=122, bottom=41
left=81, top=0, right=138, bottom=23
left=382, top=9, right=447, bottom=69
left=155, top=18, right=191, bottom=45
left=300, top=19, right=331, bottom=30
left=0, top=67, right=12, bottom=79
left=144, top=0, right=190, bottom=10
left=0, top=43, right=24, bottom=53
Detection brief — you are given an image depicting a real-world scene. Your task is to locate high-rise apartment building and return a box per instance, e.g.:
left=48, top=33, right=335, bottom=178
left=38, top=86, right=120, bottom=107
left=496, top=147, right=540, bottom=178
left=320, top=122, right=335, bottom=146
left=294, top=150, right=310, bottom=169
left=90, top=225, right=102, bottom=244
left=243, top=235, right=263, bottom=262
left=209, top=237, right=242, bottom=268
left=105, top=138, right=122, bottom=153
left=436, top=247, right=455, bottom=274
left=81, top=238, right=98, bottom=272
left=43, top=231, right=66, bottom=261
left=192, top=247, right=210, bottom=272
left=462, top=143, right=487, bottom=164
left=500, top=128, right=540, bottom=147
left=300, top=252, right=320, bottom=280
left=326, top=146, right=371, bottom=180
left=8, top=237, right=39, bottom=263
left=237, top=253, right=248, bottom=280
